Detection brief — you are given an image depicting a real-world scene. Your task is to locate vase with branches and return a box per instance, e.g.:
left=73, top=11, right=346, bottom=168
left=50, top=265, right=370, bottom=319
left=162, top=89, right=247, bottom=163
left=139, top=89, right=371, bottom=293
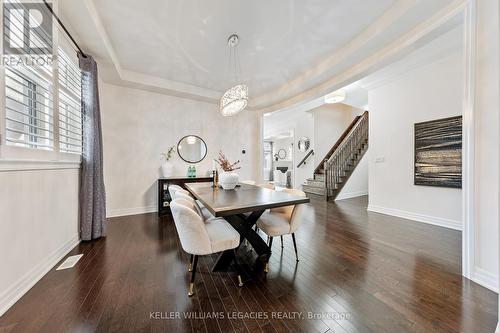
left=161, top=146, right=175, bottom=177
left=161, top=147, right=175, bottom=162
left=215, top=150, right=241, bottom=189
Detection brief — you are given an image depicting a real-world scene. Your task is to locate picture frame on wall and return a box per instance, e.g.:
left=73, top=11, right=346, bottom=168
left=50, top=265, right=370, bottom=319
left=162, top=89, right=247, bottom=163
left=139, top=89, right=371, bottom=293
left=414, top=116, right=462, bottom=188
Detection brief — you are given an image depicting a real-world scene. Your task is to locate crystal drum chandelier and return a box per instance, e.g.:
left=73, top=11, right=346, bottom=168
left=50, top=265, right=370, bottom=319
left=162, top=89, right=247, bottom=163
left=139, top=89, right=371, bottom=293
left=220, top=34, right=248, bottom=117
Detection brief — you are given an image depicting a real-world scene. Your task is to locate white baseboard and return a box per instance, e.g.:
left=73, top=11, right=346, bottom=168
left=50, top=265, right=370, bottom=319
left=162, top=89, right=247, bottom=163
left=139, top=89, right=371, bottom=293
left=335, top=190, right=368, bottom=201
left=470, top=267, right=499, bottom=292
left=0, top=234, right=80, bottom=317
left=107, top=205, right=157, bottom=218
left=367, top=204, right=462, bottom=231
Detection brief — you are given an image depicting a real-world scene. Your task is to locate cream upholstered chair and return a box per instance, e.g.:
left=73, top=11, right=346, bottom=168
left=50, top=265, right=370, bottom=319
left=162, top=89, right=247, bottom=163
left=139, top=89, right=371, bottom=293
left=168, top=184, right=183, bottom=200
left=174, top=190, right=214, bottom=221
left=170, top=186, right=208, bottom=209
left=250, top=183, right=275, bottom=236
left=256, top=188, right=307, bottom=271
left=173, top=188, right=193, bottom=199
left=171, top=198, right=243, bottom=296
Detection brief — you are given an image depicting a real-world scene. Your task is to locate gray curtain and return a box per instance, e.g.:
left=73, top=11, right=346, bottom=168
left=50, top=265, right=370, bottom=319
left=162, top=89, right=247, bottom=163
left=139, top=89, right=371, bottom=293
left=78, top=53, right=106, bottom=241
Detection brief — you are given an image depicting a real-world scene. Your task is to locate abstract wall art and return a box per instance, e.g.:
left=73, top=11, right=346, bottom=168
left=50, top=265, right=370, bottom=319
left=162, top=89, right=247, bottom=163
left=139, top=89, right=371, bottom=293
left=414, top=116, right=462, bottom=188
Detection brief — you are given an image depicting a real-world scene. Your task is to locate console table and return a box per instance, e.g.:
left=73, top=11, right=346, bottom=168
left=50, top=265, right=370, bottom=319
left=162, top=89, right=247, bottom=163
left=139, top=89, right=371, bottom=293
left=157, top=176, right=212, bottom=216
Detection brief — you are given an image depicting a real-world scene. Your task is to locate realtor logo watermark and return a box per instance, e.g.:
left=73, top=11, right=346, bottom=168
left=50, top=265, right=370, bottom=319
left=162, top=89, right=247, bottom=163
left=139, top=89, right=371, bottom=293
left=149, top=311, right=352, bottom=321
left=2, top=0, right=53, bottom=66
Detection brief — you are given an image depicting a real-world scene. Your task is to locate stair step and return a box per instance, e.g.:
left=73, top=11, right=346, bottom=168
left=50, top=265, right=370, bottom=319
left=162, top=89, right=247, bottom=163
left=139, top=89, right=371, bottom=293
left=306, top=178, right=324, bottom=187
left=302, top=184, right=326, bottom=196
left=314, top=174, right=325, bottom=181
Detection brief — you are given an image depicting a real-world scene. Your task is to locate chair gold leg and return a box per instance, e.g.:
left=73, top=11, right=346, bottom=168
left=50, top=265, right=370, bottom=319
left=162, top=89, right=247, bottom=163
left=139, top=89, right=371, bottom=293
left=264, top=262, right=269, bottom=273
left=237, top=275, right=244, bottom=287
left=188, top=263, right=192, bottom=272
left=188, top=255, right=198, bottom=297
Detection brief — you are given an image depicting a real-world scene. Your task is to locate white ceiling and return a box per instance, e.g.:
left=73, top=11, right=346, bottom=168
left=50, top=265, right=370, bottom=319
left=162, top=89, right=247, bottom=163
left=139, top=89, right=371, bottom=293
left=60, top=0, right=457, bottom=109
left=263, top=21, right=463, bottom=122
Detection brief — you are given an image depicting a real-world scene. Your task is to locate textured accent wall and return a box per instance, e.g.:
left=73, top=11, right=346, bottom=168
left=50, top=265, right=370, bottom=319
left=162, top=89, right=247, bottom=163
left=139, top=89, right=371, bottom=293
left=99, top=82, right=261, bottom=217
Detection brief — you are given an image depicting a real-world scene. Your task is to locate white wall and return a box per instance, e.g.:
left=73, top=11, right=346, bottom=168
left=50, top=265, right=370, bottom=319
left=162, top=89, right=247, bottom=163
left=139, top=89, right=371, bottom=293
left=336, top=153, right=369, bottom=200
left=312, top=103, right=363, bottom=168
left=263, top=110, right=314, bottom=188
left=367, top=51, right=463, bottom=230
left=313, top=103, right=368, bottom=199
left=474, top=0, right=499, bottom=293
left=100, top=82, right=261, bottom=217
left=0, top=167, right=80, bottom=316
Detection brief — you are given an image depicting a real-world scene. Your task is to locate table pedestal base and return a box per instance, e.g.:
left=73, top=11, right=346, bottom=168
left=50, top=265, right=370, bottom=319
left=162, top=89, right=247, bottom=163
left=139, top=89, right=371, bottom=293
left=211, top=210, right=271, bottom=272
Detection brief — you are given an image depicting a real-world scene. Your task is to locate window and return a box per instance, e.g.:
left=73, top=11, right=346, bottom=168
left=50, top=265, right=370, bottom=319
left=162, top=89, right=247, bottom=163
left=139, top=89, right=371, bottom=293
left=2, top=1, right=83, bottom=157
left=5, top=65, right=54, bottom=149
left=58, top=48, right=82, bottom=154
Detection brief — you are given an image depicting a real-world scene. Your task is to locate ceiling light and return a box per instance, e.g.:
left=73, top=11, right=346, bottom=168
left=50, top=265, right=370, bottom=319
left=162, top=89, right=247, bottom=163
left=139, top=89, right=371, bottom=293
left=220, top=34, right=248, bottom=117
left=324, top=89, right=346, bottom=104
left=220, top=85, right=248, bottom=116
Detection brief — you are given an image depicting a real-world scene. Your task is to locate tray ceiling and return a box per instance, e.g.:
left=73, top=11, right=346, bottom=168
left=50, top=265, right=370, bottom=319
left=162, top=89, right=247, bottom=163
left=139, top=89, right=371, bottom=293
left=60, top=0, right=456, bottom=109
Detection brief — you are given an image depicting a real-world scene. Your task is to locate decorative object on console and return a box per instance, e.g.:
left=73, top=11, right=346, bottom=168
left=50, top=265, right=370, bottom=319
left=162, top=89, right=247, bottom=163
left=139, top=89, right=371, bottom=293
left=187, top=165, right=197, bottom=178
left=414, top=116, right=462, bottom=188
left=212, top=160, right=219, bottom=188
left=297, top=137, right=311, bottom=152
left=161, top=146, right=175, bottom=177
left=215, top=150, right=241, bottom=190
left=177, top=135, right=207, bottom=163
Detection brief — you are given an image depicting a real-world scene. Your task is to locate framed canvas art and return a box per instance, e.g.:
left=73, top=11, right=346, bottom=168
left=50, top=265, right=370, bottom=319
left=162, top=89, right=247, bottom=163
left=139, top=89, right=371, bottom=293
left=414, top=116, right=462, bottom=188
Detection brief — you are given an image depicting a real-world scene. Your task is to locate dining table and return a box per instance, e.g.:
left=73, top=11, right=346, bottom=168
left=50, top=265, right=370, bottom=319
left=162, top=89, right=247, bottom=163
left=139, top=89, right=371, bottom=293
left=184, top=182, right=310, bottom=272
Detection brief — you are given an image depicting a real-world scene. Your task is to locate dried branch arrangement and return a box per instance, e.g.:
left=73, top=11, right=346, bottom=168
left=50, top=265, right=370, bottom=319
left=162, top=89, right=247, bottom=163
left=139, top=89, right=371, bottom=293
left=161, top=146, right=175, bottom=161
left=215, top=150, right=241, bottom=172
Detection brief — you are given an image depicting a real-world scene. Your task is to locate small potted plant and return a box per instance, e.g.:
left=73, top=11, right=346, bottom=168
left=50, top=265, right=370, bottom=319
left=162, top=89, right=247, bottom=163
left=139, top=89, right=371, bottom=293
left=161, top=146, right=175, bottom=177
left=215, top=150, right=241, bottom=190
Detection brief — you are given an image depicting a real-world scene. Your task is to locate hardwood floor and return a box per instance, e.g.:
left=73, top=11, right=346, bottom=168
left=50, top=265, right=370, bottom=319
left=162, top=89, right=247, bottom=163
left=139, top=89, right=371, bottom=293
left=0, top=196, right=497, bottom=333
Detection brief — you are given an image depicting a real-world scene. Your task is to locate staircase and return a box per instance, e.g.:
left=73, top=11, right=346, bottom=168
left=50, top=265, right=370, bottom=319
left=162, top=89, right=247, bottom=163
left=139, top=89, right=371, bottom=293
left=303, top=111, right=369, bottom=200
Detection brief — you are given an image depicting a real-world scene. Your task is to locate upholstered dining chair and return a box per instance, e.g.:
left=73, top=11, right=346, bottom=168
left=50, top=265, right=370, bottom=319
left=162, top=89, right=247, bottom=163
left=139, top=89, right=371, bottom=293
left=174, top=190, right=214, bottom=221
left=168, top=184, right=183, bottom=200
left=170, top=198, right=243, bottom=296
left=247, top=183, right=276, bottom=238
left=173, top=188, right=193, bottom=199
left=255, top=188, right=307, bottom=272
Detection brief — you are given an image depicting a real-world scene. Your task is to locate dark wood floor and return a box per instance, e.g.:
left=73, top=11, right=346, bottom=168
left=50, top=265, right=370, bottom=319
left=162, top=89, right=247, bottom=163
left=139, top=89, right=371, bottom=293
left=0, top=196, right=497, bottom=333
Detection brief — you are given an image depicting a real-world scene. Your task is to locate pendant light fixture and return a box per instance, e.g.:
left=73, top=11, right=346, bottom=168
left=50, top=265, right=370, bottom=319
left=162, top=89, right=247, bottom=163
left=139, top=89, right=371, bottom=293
left=220, top=34, right=248, bottom=117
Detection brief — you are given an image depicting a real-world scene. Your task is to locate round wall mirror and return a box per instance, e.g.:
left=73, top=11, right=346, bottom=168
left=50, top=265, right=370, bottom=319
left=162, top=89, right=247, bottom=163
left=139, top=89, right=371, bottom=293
left=177, top=135, right=207, bottom=163
left=297, top=137, right=311, bottom=152
left=277, top=149, right=287, bottom=159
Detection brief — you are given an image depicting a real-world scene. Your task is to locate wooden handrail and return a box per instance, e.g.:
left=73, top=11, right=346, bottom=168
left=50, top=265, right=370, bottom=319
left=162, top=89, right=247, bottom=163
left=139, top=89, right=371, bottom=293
left=297, top=149, right=314, bottom=168
left=314, top=111, right=368, bottom=175
left=323, top=111, right=369, bottom=200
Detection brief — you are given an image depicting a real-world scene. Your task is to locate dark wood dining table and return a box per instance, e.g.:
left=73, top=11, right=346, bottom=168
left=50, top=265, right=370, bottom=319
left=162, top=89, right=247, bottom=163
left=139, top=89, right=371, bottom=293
left=184, top=182, right=310, bottom=272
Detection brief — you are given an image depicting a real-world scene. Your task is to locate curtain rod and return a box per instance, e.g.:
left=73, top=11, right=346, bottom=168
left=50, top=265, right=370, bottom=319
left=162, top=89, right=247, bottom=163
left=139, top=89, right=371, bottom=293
left=42, top=0, right=88, bottom=58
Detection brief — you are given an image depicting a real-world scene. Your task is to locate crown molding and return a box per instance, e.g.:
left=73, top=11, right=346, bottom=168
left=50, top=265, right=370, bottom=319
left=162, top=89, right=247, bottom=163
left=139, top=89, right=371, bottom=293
left=83, top=0, right=222, bottom=104
left=255, top=0, right=468, bottom=114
